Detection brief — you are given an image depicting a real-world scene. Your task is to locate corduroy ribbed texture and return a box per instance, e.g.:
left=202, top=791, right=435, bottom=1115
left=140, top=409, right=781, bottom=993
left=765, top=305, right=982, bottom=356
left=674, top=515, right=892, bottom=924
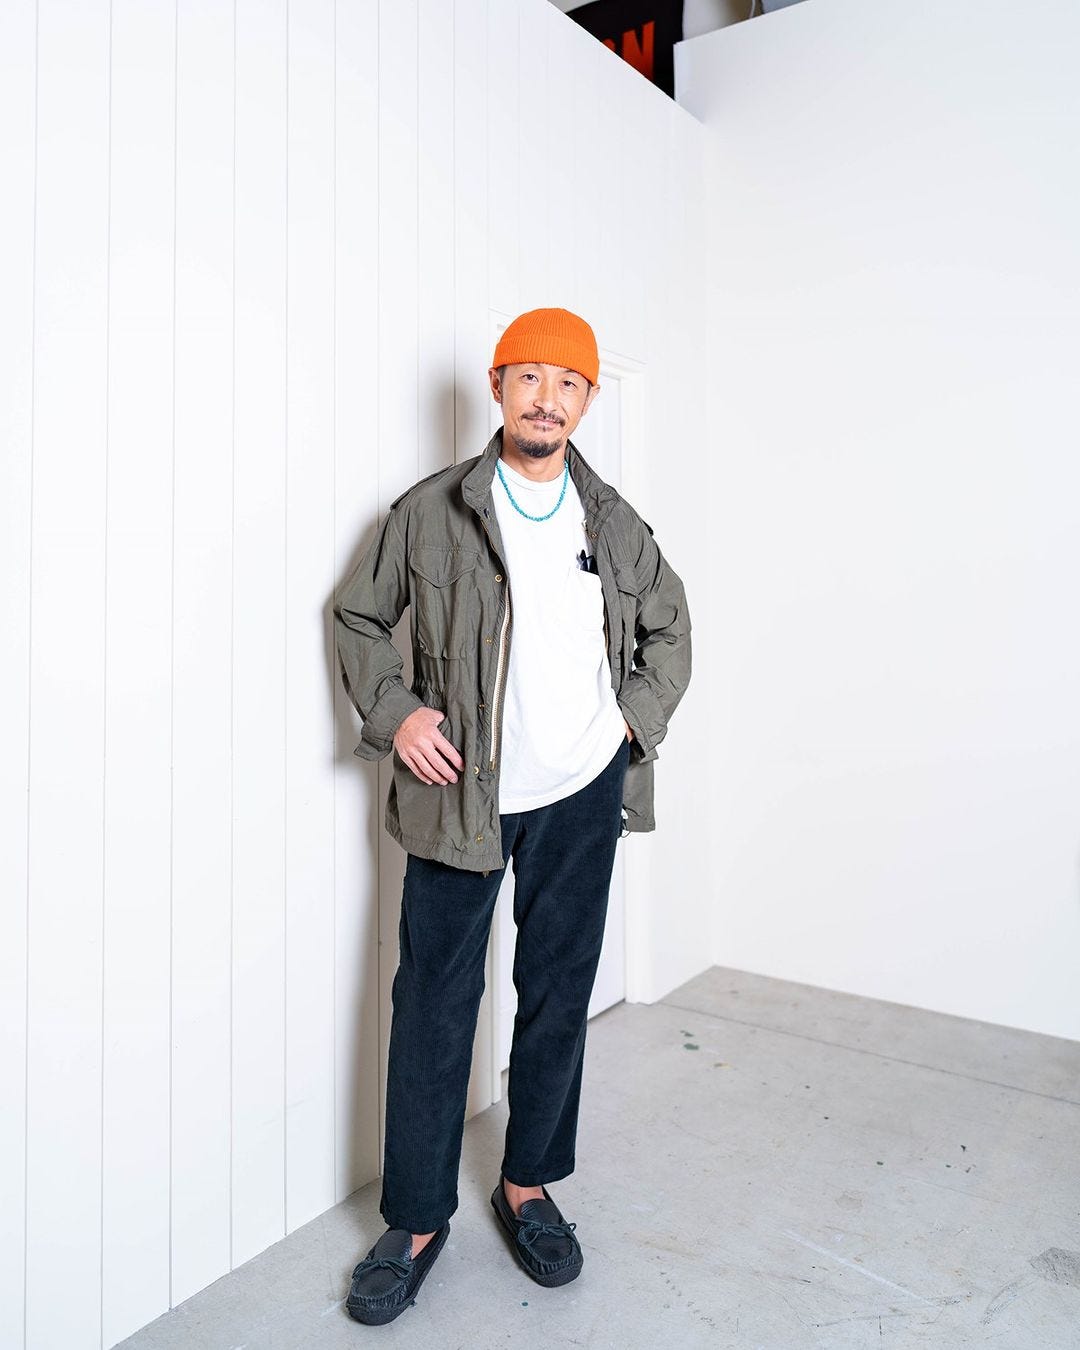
left=491, top=306, right=599, bottom=385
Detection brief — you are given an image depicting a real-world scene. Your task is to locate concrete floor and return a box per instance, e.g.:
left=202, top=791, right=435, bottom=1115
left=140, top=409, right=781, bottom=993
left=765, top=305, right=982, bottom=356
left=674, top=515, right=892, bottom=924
left=115, top=966, right=1080, bottom=1349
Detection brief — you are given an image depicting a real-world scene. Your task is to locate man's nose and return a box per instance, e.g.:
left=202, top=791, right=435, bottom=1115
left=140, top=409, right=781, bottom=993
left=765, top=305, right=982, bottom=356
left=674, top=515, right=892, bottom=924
left=533, top=382, right=559, bottom=412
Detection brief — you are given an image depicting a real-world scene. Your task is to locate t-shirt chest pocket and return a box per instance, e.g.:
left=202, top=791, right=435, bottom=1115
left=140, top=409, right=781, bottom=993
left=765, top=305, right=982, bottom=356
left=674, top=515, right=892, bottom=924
left=564, top=563, right=604, bottom=633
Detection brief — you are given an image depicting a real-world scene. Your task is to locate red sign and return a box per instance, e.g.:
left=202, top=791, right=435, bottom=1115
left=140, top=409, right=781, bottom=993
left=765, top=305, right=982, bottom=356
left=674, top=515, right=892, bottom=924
left=566, top=0, right=684, bottom=97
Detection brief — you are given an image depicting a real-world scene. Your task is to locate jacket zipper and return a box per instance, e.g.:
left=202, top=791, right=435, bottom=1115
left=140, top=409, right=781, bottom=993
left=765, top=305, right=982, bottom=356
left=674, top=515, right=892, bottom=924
left=490, top=588, right=512, bottom=770
left=478, top=511, right=512, bottom=772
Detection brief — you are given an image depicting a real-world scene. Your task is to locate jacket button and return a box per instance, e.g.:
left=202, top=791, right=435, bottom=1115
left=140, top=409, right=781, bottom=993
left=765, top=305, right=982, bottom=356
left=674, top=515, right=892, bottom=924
left=473, top=765, right=480, bottom=774
left=484, top=635, right=492, bottom=644
left=494, top=573, right=502, bottom=582
left=475, top=833, right=483, bottom=843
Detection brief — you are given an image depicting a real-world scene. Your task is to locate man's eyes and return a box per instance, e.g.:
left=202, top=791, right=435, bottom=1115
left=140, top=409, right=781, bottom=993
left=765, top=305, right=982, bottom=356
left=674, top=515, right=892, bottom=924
left=522, top=374, right=577, bottom=388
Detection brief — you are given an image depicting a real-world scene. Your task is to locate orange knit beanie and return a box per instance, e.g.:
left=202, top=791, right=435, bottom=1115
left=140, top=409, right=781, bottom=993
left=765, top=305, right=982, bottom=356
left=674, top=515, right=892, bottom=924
left=491, top=307, right=599, bottom=386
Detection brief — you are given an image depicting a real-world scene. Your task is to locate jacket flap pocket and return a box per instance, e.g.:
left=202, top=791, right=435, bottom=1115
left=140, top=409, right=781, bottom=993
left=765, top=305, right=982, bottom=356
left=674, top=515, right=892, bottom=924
left=409, top=544, right=479, bottom=586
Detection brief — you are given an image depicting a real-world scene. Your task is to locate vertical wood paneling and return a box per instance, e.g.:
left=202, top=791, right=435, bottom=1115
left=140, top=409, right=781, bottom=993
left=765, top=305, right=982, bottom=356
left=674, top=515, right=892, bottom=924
left=454, top=0, right=489, bottom=457
left=374, top=0, right=418, bottom=1173
left=284, top=0, right=336, bottom=1231
left=516, top=0, right=550, bottom=308
left=1, top=4, right=710, bottom=1342
left=101, top=0, right=175, bottom=1343
left=453, top=0, right=492, bottom=1118
left=25, top=2, right=110, bottom=1345
left=332, top=0, right=382, bottom=1202
left=541, top=3, right=580, bottom=314
left=0, top=4, right=36, bottom=1345
left=541, top=1, right=563, bottom=303
left=232, top=0, right=288, bottom=1267
left=487, top=0, right=518, bottom=322
left=565, top=13, right=586, bottom=310
left=417, top=0, right=454, bottom=479
left=170, top=0, right=234, bottom=1306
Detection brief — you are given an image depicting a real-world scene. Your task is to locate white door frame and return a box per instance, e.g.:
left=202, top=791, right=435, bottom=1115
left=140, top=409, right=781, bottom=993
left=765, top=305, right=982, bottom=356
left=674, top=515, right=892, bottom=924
left=478, top=310, right=652, bottom=1106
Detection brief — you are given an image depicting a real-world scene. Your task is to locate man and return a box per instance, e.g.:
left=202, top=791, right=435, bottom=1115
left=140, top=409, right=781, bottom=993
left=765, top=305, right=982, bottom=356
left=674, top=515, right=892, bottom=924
left=334, top=307, right=691, bottom=1324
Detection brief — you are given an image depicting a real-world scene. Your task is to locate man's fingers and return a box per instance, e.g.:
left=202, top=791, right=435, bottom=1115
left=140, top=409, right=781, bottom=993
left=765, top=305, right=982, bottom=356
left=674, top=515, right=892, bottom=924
left=422, top=743, right=459, bottom=784
left=394, top=708, right=464, bottom=784
left=432, top=725, right=465, bottom=771
left=407, top=743, right=458, bottom=785
left=405, top=750, right=445, bottom=785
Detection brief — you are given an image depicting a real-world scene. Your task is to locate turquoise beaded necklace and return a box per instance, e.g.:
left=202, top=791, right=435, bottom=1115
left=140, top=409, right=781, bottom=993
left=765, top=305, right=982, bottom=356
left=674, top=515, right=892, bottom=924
left=495, top=456, right=569, bottom=522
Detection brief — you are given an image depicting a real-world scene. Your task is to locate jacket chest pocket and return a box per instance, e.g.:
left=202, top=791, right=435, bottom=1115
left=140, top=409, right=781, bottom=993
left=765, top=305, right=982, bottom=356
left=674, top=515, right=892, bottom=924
left=409, top=544, right=480, bottom=659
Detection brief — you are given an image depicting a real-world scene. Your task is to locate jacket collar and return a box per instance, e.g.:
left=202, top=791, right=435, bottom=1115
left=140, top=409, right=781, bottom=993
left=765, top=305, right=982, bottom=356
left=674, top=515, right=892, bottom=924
left=462, top=425, right=618, bottom=530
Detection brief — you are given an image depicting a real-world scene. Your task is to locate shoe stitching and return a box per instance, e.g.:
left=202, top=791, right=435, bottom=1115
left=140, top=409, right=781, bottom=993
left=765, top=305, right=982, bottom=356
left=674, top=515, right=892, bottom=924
left=348, top=1261, right=416, bottom=1311
left=349, top=1232, right=445, bottom=1309
left=498, top=1190, right=581, bottom=1271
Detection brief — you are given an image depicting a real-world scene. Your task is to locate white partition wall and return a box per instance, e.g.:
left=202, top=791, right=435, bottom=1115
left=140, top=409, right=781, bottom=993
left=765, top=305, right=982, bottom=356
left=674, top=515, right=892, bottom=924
left=676, top=0, right=1080, bottom=1041
left=0, top=2, right=710, bottom=1345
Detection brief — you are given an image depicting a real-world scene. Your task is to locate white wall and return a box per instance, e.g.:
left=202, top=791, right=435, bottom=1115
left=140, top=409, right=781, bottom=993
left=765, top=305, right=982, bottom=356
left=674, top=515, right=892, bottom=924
left=676, top=0, right=1080, bottom=1040
left=0, top=1, right=709, bottom=1346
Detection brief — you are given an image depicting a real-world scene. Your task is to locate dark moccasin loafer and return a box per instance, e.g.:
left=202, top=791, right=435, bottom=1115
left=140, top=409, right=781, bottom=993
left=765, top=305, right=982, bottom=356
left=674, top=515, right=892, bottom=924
left=490, top=1178, right=583, bottom=1287
left=346, top=1221, right=450, bottom=1325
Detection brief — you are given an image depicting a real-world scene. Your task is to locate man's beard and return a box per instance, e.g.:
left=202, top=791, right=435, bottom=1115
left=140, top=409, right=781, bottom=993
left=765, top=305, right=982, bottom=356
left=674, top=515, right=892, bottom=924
left=508, top=419, right=563, bottom=459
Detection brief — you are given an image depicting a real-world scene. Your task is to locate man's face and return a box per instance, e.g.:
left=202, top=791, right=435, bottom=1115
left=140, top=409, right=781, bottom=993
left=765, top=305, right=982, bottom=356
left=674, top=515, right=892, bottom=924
left=488, top=361, right=599, bottom=461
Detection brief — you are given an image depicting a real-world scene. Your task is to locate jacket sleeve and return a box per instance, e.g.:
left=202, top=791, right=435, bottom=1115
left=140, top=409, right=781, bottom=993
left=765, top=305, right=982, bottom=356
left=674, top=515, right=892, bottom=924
left=334, top=504, right=425, bottom=761
left=616, top=514, right=692, bottom=759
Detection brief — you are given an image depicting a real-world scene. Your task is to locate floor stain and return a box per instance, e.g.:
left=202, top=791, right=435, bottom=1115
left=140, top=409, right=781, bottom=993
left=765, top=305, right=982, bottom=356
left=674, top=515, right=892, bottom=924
left=1030, top=1247, right=1080, bottom=1287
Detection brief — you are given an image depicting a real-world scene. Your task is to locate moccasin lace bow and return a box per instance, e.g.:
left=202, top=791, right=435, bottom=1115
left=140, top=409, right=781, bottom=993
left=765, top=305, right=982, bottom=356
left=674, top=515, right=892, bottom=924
left=517, top=1217, right=577, bottom=1249
left=353, top=1253, right=412, bottom=1280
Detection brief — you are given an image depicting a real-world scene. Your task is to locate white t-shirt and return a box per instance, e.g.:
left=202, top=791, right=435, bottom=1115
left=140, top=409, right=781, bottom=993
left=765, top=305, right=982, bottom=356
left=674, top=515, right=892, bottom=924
left=490, top=452, right=628, bottom=813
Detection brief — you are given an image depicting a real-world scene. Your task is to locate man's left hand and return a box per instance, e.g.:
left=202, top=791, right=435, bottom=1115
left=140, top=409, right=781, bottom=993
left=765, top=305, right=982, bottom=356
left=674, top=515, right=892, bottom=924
left=624, top=718, right=634, bottom=743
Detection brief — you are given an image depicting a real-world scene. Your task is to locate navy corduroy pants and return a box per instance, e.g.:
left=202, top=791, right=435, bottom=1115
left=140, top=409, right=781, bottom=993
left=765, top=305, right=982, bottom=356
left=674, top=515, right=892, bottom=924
left=378, top=734, right=631, bottom=1234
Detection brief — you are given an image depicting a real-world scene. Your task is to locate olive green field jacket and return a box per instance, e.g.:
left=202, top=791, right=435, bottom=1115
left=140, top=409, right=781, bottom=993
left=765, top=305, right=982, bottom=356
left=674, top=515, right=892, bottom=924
left=333, top=426, right=692, bottom=873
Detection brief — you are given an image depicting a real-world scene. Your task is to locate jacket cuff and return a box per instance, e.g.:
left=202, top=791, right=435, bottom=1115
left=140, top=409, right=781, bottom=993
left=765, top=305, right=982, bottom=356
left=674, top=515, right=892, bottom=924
left=352, top=683, right=425, bottom=761
left=616, top=675, right=667, bottom=757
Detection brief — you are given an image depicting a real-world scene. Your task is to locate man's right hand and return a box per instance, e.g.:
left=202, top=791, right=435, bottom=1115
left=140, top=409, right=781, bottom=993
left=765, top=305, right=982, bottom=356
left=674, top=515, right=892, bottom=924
left=393, top=706, right=466, bottom=785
